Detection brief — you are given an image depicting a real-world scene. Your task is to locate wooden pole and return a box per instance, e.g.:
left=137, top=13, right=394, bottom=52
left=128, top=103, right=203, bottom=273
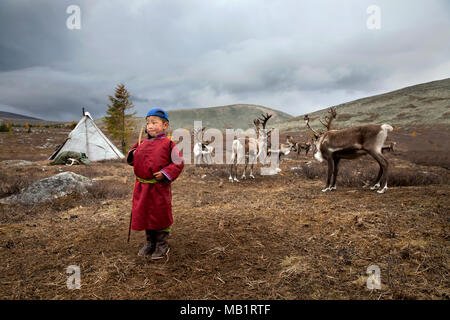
left=128, top=127, right=145, bottom=243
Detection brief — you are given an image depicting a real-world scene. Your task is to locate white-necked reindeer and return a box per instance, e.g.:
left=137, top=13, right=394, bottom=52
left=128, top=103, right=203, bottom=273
left=229, top=113, right=272, bottom=182
left=305, top=107, right=393, bottom=194
left=193, top=127, right=214, bottom=165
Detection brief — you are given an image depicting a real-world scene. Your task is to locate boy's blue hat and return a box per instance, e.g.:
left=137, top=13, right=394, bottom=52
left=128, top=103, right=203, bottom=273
left=146, top=108, right=169, bottom=121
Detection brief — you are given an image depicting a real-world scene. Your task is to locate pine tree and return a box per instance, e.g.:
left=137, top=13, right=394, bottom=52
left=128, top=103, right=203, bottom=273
left=104, top=83, right=137, bottom=154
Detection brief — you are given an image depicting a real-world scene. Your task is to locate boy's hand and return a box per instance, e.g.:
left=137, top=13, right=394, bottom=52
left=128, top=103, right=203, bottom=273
left=153, top=171, right=165, bottom=181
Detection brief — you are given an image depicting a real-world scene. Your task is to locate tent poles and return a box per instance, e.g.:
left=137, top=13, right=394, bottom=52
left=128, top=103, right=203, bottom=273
left=84, top=109, right=90, bottom=160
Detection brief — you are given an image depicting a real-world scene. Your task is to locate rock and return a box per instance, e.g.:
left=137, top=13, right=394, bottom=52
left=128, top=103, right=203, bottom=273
left=0, top=172, right=94, bottom=205
left=2, top=160, right=39, bottom=167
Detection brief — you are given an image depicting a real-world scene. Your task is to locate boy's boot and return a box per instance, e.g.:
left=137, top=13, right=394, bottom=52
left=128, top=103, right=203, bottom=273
left=151, top=231, right=170, bottom=260
left=138, top=230, right=156, bottom=256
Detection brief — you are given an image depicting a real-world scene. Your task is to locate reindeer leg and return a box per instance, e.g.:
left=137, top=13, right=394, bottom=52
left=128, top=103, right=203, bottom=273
left=322, top=157, right=334, bottom=192
left=233, top=166, right=239, bottom=182
left=370, top=162, right=383, bottom=190
left=330, top=157, right=340, bottom=190
left=250, top=162, right=255, bottom=179
left=229, top=152, right=237, bottom=182
left=234, top=156, right=240, bottom=182
left=194, top=154, right=199, bottom=165
left=249, top=154, right=256, bottom=179
left=229, top=163, right=234, bottom=182
left=367, top=151, right=389, bottom=193
left=242, top=161, right=247, bottom=180
left=377, top=153, right=389, bottom=194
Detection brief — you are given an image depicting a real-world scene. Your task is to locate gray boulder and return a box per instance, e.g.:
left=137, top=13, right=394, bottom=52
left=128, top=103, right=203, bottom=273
left=0, top=172, right=94, bottom=205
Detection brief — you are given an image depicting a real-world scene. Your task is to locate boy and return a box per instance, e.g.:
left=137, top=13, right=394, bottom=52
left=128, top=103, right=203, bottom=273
left=127, top=108, right=184, bottom=260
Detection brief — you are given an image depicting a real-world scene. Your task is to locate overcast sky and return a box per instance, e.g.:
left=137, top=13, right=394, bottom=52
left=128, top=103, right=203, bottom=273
left=0, top=0, right=449, bottom=121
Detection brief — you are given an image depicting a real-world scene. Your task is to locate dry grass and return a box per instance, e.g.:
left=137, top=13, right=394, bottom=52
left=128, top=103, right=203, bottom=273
left=0, top=160, right=448, bottom=300
left=0, top=163, right=133, bottom=223
left=0, top=126, right=449, bottom=300
left=294, top=160, right=445, bottom=188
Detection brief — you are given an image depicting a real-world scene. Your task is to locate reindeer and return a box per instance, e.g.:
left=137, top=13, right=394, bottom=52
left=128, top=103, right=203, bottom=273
left=284, top=135, right=313, bottom=158
left=269, top=135, right=294, bottom=161
left=382, top=141, right=396, bottom=154
left=229, top=113, right=272, bottom=182
left=193, top=127, right=214, bottom=165
left=305, top=107, right=393, bottom=194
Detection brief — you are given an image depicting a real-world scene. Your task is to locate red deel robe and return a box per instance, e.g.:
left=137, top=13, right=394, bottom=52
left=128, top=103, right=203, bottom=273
left=127, top=132, right=184, bottom=230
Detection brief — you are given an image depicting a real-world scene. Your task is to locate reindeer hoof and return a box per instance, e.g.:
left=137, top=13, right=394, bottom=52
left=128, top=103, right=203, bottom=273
left=377, top=187, right=387, bottom=194
left=322, top=187, right=331, bottom=192
left=330, top=186, right=336, bottom=191
left=250, top=175, right=255, bottom=179
left=241, top=176, right=246, bottom=180
left=234, top=178, right=239, bottom=182
left=370, top=183, right=380, bottom=190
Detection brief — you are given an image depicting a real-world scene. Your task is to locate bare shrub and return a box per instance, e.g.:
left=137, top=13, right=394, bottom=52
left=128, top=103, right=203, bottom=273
left=388, top=168, right=444, bottom=186
left=0, top=170, right=40, bottom=198
left=300, top=163, right=327, bottom=180
left=337, top=113, right=353, bottom=121
left=0, top=180, right=131, bottom=223
left=296, top=161, right=445, bottom=187
left=405, top=151, right=450, bottom=170
left=96, top=158, right=126, bottom=166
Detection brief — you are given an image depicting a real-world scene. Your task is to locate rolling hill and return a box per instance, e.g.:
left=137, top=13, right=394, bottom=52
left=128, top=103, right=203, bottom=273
left=0, top=111, right=41, bottom=120
left=97, top=104, right=293, bottom=131
left=0, top=111, right=65, bottom=126
left=273, top=78, right=450, bottom=132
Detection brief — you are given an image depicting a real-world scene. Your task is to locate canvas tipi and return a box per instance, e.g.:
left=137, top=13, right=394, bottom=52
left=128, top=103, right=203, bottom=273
left=49, top=110, right=124, bottom=162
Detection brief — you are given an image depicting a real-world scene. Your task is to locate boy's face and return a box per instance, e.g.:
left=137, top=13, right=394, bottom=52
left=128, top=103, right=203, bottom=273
left=146, top=116, right=169, bottom=137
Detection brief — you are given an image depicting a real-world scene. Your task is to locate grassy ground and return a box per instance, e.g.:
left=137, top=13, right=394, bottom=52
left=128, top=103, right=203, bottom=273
left=0, top=150, right=448, bottom=299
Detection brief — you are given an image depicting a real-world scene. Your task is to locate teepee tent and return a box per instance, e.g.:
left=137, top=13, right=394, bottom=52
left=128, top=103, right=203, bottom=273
left=49, top=110, right=124, bottom=162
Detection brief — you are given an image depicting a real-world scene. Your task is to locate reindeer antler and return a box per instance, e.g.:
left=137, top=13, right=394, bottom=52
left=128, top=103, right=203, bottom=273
left=253, top=119, right=261, bottom=135
left=319, top=107, right=337, bottom=131
left=193, top=126, right=206, bottom=142
left=304, top=114, right=320, bottom=138
left=258, top=113, right=272, bottom=129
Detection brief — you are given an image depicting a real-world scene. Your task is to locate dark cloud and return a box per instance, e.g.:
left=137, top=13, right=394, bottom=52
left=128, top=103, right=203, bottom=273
left=0, top=0, right=449, bottom=121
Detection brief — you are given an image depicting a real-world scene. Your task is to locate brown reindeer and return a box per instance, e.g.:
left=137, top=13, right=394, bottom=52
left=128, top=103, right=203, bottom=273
left=305, top=107, right=393, bottom=194
left=286, top=135, right=313, bottom=158
left=382, top=141, right=396, bottom=154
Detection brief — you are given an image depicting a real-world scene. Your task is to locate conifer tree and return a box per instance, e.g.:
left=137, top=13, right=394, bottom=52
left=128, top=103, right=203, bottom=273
left=104, top=83, right=136, bottom=154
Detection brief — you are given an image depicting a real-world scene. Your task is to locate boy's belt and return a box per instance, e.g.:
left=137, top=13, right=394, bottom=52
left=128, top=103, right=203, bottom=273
left=136, top=176, right=158, bottom=184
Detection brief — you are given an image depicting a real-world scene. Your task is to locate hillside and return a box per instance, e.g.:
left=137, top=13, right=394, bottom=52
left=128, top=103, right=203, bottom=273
left=273, top=78, right=450, bottom=132
left=96, top=104, right=293, bottom=131
left=0, top=111, right=41, bottom=120
left=0, top=111, right=65, bottom=126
